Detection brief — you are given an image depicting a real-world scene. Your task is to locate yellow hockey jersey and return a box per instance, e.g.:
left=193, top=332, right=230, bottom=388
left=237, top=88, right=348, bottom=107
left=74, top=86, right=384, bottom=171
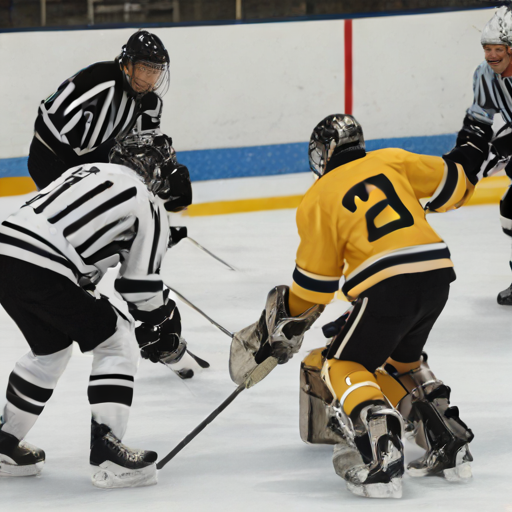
left=291, top=148, right=474, bottom=303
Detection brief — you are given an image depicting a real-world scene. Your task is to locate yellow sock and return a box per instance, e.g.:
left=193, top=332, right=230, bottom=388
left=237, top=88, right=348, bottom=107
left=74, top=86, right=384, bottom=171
left=386, top=358, right=421, bottom=374
left=322, top=359, right=385, bottom=416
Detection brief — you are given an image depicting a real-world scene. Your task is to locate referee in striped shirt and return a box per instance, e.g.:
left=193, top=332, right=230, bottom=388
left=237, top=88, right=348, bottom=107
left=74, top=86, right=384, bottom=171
left=28, top=30, right=170, bottom=190
left=446, top=6, right=512, bottom=304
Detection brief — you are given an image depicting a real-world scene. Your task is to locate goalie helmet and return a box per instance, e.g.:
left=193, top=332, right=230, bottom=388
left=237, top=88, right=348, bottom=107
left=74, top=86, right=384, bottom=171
left=120, top=30, right=170, bottom=96
left=109, top=132, right=192, bottom=211
left=308, top=114, right=365, bottom=177
left=481, top=6, right=512, bottom=46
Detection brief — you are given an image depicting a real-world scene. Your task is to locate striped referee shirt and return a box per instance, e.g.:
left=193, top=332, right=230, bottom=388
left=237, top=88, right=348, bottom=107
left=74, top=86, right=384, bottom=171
left=35, top=60, right=163, bottom=163
left=467, top=60, right=512, bottom=126
left=0, top=163, right=171, bottom=316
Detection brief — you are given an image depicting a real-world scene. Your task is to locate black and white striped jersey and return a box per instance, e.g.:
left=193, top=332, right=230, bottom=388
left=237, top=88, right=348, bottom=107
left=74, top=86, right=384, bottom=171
left=467, top=60, right=512, bottom=126
left=0, top=163, right=171, bottom=316
left=34, top=60, right=163, bottom=165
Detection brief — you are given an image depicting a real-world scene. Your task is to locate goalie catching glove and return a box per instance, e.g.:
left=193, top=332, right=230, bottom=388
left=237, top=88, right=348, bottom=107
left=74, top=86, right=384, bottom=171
left=229, top=285, right=324, bottom=385
left=135, top=301, right=182, bottom=363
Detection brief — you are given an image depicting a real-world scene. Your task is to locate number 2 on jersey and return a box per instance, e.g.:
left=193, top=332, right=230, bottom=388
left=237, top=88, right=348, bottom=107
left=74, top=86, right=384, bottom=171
left=342, top=174, right=414, bottom=242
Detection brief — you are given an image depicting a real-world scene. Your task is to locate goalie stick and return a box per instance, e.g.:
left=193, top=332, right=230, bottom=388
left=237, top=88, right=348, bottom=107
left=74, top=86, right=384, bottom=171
left=156, top=355, right=278, bottom=470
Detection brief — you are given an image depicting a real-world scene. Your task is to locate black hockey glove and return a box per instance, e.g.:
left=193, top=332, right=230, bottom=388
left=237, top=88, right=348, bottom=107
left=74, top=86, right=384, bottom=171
left=168, top=226, right=188, bottom=248
left=135, top=307, right=182, bottom=363
left=443, top=143, right=485, bottom=185
left=481, top=132, right=512, bottom=178
left=455, top=114, right=493, bottom=154
left=159, top=163, right=192, bottom=212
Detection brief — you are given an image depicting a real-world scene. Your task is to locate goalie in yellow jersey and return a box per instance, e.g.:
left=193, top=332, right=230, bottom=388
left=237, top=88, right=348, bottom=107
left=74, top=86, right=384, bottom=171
left=229, top=114, right=483, bottom=499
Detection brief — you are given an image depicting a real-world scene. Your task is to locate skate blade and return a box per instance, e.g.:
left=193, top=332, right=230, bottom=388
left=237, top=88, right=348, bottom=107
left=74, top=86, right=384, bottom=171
left=443, top=462, right=472, bottom=482
left=407, top=465, right=429, bottom=478
left=0, top=459, right=44, bottom=477
left=91, top=461, right=157, bottom=489
left=332, top=442, right=367, bottom=482
left=347, top=477, right=402, bottom=499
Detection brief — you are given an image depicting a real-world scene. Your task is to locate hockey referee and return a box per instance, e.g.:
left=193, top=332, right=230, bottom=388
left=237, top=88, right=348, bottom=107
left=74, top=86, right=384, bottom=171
left=28, top=29, right=170, bottom=190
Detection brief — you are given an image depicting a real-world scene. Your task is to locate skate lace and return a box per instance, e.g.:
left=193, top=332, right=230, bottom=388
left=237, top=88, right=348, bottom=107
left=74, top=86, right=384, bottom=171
left=104, top=432, right=146, bottom=463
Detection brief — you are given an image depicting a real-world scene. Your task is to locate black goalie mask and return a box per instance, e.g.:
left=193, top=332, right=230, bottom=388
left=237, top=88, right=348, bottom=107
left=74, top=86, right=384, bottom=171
left=110, top=133, right=192, bottom=211
left=308, top=114, right=365, bottom=177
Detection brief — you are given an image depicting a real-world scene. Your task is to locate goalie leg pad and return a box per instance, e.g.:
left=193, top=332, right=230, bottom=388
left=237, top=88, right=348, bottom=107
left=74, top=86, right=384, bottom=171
left=300, top=348, right=344, bottom=445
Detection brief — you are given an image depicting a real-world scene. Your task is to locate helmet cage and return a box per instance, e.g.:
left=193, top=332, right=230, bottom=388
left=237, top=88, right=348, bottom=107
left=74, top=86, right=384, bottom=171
left=110, top=133, right=176, bottom=195
left=308, top=114, right=365, bottom=177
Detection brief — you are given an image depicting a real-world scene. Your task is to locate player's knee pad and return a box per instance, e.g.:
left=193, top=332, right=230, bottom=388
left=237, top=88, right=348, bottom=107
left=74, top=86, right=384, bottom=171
left=91, top=313, right=139, bottom=377
left=377, top=355, right=473, bottom=451
left=14, top=345, right=73, bottom=389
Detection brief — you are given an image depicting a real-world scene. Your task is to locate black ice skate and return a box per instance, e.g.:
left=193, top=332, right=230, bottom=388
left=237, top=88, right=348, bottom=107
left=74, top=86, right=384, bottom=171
left=497, top=283, right=512, bottom=305
left=406, top=384, right=474, bottom=481
left=332, top=402, right=404, bottom=499
left=90, top=420, right=158, bottom=488
left=0, top=428, right=45, bottom=477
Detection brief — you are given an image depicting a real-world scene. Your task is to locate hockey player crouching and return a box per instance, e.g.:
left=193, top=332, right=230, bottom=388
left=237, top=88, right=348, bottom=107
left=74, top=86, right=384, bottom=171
left=0, top=133, right=192, bottom=487
left=229, top=114, right=479, bottom=499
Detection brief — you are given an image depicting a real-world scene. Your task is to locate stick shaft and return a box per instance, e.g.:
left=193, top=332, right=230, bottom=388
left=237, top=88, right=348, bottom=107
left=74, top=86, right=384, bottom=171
left=187, top=237, right=236, bottom=271
left=156, top=356, right=278, bottom=470
left=167, top=285, right=234, bottom=338
left=156, top=384, right=245, bottom=469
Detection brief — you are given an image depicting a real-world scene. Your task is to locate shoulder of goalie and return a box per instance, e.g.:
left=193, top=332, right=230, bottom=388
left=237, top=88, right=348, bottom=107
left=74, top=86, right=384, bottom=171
left=229, top=285, right=324, bottom=385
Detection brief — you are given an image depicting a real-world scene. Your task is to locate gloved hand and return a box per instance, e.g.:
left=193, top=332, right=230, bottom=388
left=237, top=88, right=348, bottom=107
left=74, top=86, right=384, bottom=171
left=168, top=226, right=188, bottom=248
left=135, top=307, right=182, bottom=363
left=480, top=134, right=512, bottom=178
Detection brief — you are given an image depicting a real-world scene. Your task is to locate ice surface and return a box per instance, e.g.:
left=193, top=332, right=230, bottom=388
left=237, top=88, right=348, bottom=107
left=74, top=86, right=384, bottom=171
left=0, top=192, right=511, bottom=511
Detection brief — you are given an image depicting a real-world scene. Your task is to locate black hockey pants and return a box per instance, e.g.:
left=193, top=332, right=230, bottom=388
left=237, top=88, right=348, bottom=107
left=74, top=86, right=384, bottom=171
left=326, top=268, right=455, bottom=372
left=0, top=255, right=117, bottom=355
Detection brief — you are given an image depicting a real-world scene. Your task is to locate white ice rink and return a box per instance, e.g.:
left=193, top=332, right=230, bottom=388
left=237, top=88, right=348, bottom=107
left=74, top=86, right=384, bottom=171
left=0, top=192, right=511, bottom=511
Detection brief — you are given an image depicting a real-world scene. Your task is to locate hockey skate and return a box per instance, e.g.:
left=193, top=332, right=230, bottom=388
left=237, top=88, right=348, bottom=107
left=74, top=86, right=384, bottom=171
left=90, top=420, right=158, bottom=489
left=380, top=355, right=474, bottom=481
left=0, top=429, right=45, bottom=477
left=404, top=383, right=474, bottom=481
left=331, top=402, right=404, bottom=499
left=497, top=283, right=512, bottom=305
